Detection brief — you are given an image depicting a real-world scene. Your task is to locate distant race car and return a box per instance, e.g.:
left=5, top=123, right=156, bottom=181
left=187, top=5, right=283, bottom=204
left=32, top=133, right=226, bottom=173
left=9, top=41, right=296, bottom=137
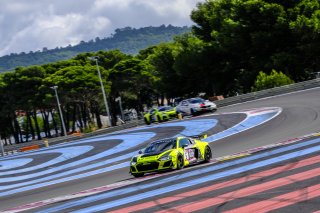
left=143, top=106, right=178, bottom=125
left=130, top=135, right=212, bottom=177
left=176, top=97, right=217, bottom=116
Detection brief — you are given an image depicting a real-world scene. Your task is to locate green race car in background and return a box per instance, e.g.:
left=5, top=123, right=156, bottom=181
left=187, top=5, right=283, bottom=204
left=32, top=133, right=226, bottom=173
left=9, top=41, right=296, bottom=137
left=143, top=106, right=179, bottom=124
left=130, top=135, right=212, bottom=177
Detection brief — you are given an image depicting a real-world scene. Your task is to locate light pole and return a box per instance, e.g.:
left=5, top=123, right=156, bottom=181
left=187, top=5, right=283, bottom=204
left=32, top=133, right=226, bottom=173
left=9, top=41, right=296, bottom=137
left=50, top=86, right=67, bottom=136
left=116, top=96, right=124, bottom=122
left=89, top=57, right=112, bottom=127
left=0, top=141, right=4, bottom=156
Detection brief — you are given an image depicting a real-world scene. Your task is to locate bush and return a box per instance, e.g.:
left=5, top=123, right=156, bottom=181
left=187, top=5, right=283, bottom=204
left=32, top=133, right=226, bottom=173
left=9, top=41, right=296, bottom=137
left=251, top=70, right=294, bottom=92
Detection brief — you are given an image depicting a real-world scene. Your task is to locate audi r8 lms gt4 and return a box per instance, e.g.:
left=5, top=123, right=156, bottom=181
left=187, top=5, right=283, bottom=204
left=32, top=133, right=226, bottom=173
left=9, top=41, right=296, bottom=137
left=130, top=135, right=212, bottom=177
left=143, top=106, right=179, bottom=124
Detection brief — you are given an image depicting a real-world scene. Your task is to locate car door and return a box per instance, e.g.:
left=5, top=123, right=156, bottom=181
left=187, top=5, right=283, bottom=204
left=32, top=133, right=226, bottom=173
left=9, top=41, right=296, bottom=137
left=179, top=138, right=197, bottom=164
left=177, top=101, right=189, bottom=115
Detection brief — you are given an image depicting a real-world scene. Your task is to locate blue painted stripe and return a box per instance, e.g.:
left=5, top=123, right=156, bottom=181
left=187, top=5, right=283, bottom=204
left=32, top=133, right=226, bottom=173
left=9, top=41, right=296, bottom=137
left=0, top=158, right=33, bottom=170
left=0, top=132, right=155, bottom=193
left=0, top=162, right=129, bottom=197
left=72, top=142, right=320, bottom=213
left=0, top=146, right=93, bottom=176
left=39, top=136, right=320, bottom=213
left=204, top=111, right=278, bottom=142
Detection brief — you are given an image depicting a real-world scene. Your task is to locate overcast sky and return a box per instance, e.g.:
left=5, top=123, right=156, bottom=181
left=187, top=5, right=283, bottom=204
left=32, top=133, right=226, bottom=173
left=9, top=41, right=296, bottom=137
left=0, top=0, right=204, bottom=57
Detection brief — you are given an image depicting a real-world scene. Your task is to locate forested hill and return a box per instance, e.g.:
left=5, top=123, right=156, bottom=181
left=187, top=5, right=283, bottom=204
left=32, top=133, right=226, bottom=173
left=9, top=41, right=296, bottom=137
left=0, top=25, right=190, bottom=73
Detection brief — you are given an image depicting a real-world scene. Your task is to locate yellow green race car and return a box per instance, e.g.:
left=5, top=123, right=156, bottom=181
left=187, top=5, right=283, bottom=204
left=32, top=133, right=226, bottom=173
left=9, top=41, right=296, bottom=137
left=143, top=106, right=178, bottom=125
left=130, top=135, right=212, bottom=177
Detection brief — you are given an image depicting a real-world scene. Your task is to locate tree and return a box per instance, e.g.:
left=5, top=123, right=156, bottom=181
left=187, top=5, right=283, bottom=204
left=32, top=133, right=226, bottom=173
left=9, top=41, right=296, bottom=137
left=43, top=65, right=107, bottom=131
left=190, top=0, right=319, bottom=93
left=251, top=69, right=294, bottom=91
left=109, top=57, right=157, bottom=118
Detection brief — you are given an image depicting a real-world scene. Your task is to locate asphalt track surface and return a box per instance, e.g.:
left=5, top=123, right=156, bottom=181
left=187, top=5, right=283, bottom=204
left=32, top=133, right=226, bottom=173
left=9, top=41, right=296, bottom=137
left=1, top=87, right=320, bottom=212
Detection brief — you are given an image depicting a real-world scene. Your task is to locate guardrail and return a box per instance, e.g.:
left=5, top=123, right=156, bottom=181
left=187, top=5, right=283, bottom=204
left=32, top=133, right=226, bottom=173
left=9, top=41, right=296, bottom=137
left=214, top=78, right=320, bottom=107
left=1, top=78, right=320, bottom=157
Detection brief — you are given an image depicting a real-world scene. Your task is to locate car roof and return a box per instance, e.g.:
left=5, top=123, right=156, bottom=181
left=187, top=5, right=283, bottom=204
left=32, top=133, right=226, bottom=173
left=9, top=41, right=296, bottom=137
left=149, top=137, right=182, bottom=145
left=184, top=97, right=203, bottom=101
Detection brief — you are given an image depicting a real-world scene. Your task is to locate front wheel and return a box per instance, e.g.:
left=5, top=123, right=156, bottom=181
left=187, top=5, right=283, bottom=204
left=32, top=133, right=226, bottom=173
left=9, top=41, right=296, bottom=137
left=204, top=146, right=212, bottom=163
left=176, top=155, right=184, bottom=170
left=211, top=108, right=217, bottom=113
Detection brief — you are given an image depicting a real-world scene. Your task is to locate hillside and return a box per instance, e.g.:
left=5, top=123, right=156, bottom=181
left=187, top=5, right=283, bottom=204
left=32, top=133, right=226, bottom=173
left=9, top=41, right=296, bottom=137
left=0, top=25, right=190, bottom=72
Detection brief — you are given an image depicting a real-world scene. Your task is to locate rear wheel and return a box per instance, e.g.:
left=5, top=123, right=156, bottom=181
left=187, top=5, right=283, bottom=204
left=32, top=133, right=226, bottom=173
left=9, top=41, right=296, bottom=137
left=157, top=115, right=162, bottom=122
left=176, top=155, right=184, bottom=170
left=190, top=109, right=195, bottom=116
left=132, top=172, right=144, bottom=178
left=144, top=117, right=150, bottom=125
left=204, top=146, right=212, bottom=163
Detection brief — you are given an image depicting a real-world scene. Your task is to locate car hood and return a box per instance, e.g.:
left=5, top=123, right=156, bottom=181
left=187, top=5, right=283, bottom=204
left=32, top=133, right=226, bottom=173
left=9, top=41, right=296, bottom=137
left=141, top=151, right=164, bottom=157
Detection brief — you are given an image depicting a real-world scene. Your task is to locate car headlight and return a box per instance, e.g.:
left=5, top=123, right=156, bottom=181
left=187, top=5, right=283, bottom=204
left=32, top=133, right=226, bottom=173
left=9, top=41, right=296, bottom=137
left=159, top=153, right=172, bottom=161
left=131, top=156, right=137, bottom=165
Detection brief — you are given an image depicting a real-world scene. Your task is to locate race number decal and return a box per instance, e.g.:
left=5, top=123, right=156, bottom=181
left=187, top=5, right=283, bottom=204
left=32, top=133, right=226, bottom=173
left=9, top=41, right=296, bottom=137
left=184, top=148, right=196, bottom=162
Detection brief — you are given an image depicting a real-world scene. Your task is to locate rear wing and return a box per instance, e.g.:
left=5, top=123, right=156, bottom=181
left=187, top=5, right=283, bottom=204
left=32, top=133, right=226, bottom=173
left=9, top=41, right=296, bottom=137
left=188, top=134, right=208, bottom=140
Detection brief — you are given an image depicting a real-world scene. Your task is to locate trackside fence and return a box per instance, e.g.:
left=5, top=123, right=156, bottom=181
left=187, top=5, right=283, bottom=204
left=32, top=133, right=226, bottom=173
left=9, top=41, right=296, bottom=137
left=214, top=78, right=320, bottom=107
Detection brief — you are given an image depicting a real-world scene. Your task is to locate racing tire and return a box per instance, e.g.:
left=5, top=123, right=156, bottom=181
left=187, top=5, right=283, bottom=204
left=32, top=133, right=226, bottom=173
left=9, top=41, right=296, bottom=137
left=132, top=172, right=144, bottom=178
left=204, top=146, right=212, bottom=163
left=176, top=154, right=184, bottom=170
left=157, top=115, right=163, bottom=123
left=144, top=118, right=150, bottom=125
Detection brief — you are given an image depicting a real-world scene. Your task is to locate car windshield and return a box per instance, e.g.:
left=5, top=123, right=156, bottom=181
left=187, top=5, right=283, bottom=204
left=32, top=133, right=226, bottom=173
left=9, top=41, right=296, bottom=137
left=161, top=106, right=173, bottom=111
left=189, top=98, right=205, bottom=104
left=144, top=139, right=176, bottom=153
left=150, top=109, right=156, bottom=114
left=158, top=107, right=166, bottom=112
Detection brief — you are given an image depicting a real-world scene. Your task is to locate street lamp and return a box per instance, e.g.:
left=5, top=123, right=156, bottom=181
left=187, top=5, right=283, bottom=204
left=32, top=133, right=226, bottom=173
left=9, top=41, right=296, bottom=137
left=89, top=56, right=112, bottom=127
left=0, top=141, right=4, bottom=156
left=115, top=96, right=124, bottom=121
left=50, top=86, right=67, bottom=136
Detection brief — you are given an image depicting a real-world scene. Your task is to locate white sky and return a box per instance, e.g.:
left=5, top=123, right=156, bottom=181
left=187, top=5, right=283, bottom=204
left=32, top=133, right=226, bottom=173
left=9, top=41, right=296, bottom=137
left=0, top=0, right=204, bottom=56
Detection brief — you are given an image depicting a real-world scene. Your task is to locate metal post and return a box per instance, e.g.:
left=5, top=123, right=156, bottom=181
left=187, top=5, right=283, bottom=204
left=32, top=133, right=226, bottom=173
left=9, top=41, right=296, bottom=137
left=51, top=86, right=67, bottom=136
left=44, top=139, right=49, bottom=147
left=0, top=141, right=4, bottom=156
left=92, top=57, right=112, bottom=127
left=117, top=97, right=124, bottom=121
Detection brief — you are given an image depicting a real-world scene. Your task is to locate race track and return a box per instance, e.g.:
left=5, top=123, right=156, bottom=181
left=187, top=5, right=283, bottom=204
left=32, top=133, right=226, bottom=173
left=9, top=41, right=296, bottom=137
left=1, top=87, right=320, bottom=212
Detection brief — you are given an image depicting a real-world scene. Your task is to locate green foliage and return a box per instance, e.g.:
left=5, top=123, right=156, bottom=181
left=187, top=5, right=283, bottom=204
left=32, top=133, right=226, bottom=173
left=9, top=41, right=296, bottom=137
left=190, top=0, right=320, bottom=92
left=251, top=70, right=294, bottom=91
left=21, top=115, right=44, bottom=132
